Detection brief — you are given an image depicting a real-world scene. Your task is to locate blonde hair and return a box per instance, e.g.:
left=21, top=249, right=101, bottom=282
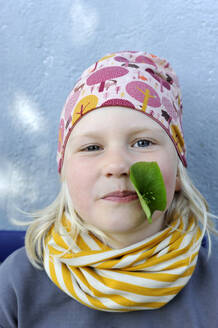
left=13, top=158, right=218, bottom=270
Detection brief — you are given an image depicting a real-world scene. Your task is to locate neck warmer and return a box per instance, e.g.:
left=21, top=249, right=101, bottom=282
left=43, top=212, right=202, bottom=312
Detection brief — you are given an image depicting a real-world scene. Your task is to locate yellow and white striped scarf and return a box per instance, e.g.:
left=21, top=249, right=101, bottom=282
left=43, top=212, right=203, bottom=312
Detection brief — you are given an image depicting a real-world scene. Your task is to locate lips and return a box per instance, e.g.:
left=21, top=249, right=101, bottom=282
left=103, top=190, right=137, bottom=198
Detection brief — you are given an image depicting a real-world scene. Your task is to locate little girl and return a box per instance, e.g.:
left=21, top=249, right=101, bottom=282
left=0, top=51, right=218, bottom=327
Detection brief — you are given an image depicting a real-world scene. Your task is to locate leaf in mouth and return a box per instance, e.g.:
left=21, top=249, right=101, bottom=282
left=129, top=161, right=167, bottom=224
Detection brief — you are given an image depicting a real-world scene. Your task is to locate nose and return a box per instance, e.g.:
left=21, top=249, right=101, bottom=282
left=101, top=148, right=131, bottom=178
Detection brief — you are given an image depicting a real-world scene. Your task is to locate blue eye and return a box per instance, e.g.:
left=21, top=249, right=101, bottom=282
left=82, top=145, right=100, bottom=152
left=134, top=139, right=153, bottom=148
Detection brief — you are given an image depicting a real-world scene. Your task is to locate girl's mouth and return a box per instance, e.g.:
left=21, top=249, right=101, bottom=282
left=103, top=194, right=139, bottom=203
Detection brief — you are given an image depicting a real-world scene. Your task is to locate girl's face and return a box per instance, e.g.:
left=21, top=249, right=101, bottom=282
left=64, top=106, right=180, bottom=248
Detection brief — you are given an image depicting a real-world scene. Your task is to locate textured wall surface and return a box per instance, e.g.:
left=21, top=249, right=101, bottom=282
left=0, top=0, right=218, bottom=230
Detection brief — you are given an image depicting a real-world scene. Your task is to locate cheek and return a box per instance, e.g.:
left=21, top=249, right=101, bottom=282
left=164, top=172, right=177, bottom=207
left=160, top=164, right=177, bottom=208
left=65, top=158, right=95, bottom=211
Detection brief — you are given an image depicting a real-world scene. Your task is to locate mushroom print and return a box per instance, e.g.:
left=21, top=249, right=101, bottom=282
left=64, top=90, right=81, bottom=122
left=161, top=110, right=170, bottom=122
left=171, top=124, right=185, bottom=153
left=86, top=66, right=128, bottom=92
left=135, top=55, right=157, bottom=68
left=114, top=56, right=139, bottom=68
left=114, top=54, right=157, bottom=69
left=126, top=81, right=161, bottom=112
left=72, top=95, right=98, bottom=126
left=146, top=68, right=171, bottom=92
left=98, top=54, right=115, bottom=63
left=161, top=96, right=178, bottom=124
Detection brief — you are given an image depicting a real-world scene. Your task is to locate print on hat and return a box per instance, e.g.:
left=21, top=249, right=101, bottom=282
left=126, top=81, right=161, bottom=111
left=57, top=51, right=187, bottom=173
left=87, top=66, right=129, bottom=92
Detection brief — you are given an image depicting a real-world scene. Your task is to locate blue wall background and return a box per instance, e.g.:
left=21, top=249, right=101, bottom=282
left=0, top=0, right=218, bottom=230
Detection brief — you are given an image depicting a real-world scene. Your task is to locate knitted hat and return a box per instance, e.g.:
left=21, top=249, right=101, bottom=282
left=57, top=51, right=186, bottom=173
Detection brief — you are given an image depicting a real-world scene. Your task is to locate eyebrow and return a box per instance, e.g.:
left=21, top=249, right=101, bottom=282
left=73, top=127, right=163, bottom=140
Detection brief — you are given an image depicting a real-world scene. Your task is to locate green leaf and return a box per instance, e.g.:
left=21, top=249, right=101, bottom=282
left=129, top=162, right=167, bottom=224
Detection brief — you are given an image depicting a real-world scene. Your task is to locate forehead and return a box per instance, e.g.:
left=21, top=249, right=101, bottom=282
left=70, top=106, right=165, bottom=138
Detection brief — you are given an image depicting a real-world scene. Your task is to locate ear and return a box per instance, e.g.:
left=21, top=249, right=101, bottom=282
left=175, top=168, right=181, bottom=191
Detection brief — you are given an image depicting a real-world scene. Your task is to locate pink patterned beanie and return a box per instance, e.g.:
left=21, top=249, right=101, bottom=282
left=57, top=51, right=187, bottom=173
